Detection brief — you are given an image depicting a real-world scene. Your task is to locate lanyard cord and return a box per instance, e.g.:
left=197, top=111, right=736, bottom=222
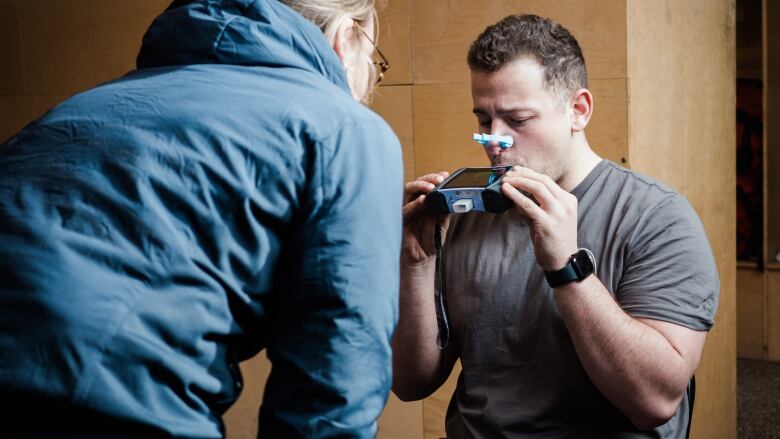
left=434, top=216, right=450, bottom=349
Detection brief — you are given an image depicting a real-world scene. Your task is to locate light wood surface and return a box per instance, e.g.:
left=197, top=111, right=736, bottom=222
left=737, top=266, right=767, bottom=359
left=410, top=0, right=627, bottom=85
left=377, top=0, right=412, bottom=85
left=223, top=353, right=270, bottom=438
left=768, top=271, right=780, bottom=360
left=0, top=94, right=67, bottom=142
left=765, top=0, right=780, bottom=267
left=422, top=361, right=460, bottom=439
left=412, top=82, right=488, bottom=176
left=0, top=1, right=24, bottom=95
left=371, top=85, right=416, bottom=181
left=14, top=0, right=95, bottom=95
left=627, top=1, right=737, bottom=438
left=736, top=0, right=762, bottom=80
left=92, top=0, right=172, bottom=83
left=378, top=395, right=424, bottom=439
left=0, top=0, right=169, bottom=139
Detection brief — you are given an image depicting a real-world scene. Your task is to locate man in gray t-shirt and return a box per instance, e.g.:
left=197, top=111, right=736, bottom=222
left=392, top=14, right=719, bottom=439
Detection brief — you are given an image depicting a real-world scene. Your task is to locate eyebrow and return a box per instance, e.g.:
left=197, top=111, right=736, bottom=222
left=472, top=108, right=534, bottom=115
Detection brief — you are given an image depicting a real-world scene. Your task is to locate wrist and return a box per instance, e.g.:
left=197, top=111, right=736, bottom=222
left=544, top=248, right=596, bottom=288
left=401, top=256, right=436, bottom=272
left=543, top=254, right=575, bottom=272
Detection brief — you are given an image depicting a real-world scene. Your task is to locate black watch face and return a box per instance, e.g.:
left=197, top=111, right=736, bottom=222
left=572, top=249, right=596, bottom=278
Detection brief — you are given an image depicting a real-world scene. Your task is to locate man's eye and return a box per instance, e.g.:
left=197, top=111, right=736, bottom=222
left=510, top=119, right=528, bottom=126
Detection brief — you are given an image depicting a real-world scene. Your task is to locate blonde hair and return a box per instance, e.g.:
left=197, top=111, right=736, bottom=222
left=281, top=0, right=382, bottom=103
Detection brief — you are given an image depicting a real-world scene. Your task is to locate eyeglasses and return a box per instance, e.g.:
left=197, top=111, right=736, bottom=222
left=354, top=24, right=390, bottom=85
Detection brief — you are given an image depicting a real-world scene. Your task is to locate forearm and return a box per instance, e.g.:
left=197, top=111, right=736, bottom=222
left=392, top=259, right=453, bottom=401
left=554, top=276, right=693, bottom=429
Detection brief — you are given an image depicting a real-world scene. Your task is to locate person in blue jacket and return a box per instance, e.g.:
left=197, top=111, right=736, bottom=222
left=0, top=0, right=403, bottom=437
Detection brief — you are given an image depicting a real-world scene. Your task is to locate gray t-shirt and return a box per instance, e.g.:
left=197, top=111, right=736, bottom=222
left=442, top=160, right=719, bottom=439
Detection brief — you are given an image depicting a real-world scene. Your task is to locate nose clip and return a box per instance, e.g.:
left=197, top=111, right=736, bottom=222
left=473, top=133, right=513, bottom=149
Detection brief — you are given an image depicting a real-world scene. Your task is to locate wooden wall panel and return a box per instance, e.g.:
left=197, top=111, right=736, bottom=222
left=17, top=0, right=95, bottom=95
left=377, top=0, right=412, bottom=85
left=581, top=79, right=629, bottom=165
left=371, top=84, right=423, bottom=439
left=0, top=1, right=24, bottom=95
left=766, top=0, right=780, bottom=262
left=92, top=0, right=169, bottom=83
left=423, top=362, right=460, bottom=439
left=410, top=0, right=627, bottom=85
left=737, top=265, right=766, bottom=359
left=223, top=353, right=270, bottom=438
left=736, top=0, right=762, bottom=81
left=371, top=85, right=416, bottom=181
left=0, top=95, right=67, bottom=142
left=412, top=83, right=486, bottom=176
left=0, top=0, right=167, bottom=139
left=767, top=269, right=780, bottom=360
left=627, top=1, right=736, bottom=438
left=377, top=396, right=424, bottom=439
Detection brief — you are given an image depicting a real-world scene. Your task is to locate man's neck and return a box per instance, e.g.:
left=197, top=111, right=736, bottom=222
left=558, top=138, right=603, bottom=192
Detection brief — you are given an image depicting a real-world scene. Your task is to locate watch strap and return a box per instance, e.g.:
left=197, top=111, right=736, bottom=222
left=544, top=262, right=580, bottom=288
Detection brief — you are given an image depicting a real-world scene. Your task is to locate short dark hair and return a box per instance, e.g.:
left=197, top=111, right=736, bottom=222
left=467, top=14, right=588, bottom=98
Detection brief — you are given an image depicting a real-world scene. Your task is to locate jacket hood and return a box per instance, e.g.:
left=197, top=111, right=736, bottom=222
left=136, top=0, right=350, bottom=92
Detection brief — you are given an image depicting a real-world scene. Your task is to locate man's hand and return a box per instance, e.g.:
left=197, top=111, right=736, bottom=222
left=501, top=166, right=578, bottom=271
left=394, top=171, right=459, bottom=402
left=402, top=172, right=450, bottom=265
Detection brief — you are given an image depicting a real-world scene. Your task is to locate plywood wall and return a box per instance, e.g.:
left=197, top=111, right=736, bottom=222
left=768, top=270, right=780, bottom=360
left=0, top=1, right=737, bottom=438
left=766, top=0, right=780, bottom=264
left=627, top=1, right=737, bottom=438
left=0, top=0, right=171, bottom=142
left=737, top=265, right=767, bottom=359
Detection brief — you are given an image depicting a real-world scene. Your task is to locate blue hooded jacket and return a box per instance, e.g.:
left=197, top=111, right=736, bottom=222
left=0, top=0, right=402, bottom=437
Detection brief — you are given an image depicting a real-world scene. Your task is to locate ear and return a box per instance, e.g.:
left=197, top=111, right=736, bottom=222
left=331, top=18, right=358, bottom=67
left=569, top=88, right=593, bottom=132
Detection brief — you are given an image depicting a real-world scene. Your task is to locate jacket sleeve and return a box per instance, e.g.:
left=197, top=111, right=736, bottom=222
left=258, top=114, right=403, bottom=438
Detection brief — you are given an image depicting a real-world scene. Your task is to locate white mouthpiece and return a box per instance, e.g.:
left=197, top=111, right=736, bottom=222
left=452, top=199, right=474, bottom=213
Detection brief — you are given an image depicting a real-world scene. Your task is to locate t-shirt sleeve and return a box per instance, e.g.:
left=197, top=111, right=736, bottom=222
left=616, top=194, right=719, bottom=331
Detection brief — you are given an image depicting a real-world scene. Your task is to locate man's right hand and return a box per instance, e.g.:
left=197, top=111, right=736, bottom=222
left=401, top=172, right=450, bottom=264
left=395, top=171, right=460, bottom=402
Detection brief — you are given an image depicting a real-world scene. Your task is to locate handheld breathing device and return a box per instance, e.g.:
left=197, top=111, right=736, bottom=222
left=424, top=133, right=515, bottom=215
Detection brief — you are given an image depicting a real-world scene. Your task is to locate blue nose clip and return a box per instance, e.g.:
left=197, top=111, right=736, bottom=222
left=473, top=133, right=513, bottom=149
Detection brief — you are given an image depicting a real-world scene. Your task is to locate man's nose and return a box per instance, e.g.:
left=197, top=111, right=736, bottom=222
left=487, top=132, right=513, bottom=149
left=488, top=121, right=513, bottom=148
left=484, top=139, right=504, bottom=155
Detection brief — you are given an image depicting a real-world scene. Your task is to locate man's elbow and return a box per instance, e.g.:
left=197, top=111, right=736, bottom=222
left=627, top=396, right=684, bottom=431
left=391, top=373, right=440, bottom=402
left=392, top=386, right=424, bottom=402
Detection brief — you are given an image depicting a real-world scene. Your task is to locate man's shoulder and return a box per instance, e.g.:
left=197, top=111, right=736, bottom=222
left=595, top=160, right=693, bottom=211
left=600, top=161, right=679, bottom=197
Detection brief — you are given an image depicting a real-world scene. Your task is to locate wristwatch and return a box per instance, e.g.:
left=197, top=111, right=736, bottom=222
left=544, top=248, right=596, bottom=288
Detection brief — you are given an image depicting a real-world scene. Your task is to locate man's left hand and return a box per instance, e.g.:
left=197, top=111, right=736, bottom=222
left=501, top=166, right=579, bottom=271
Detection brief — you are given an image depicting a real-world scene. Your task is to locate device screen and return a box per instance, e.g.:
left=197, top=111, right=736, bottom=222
left=441, top=167, right=509, bottom=189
